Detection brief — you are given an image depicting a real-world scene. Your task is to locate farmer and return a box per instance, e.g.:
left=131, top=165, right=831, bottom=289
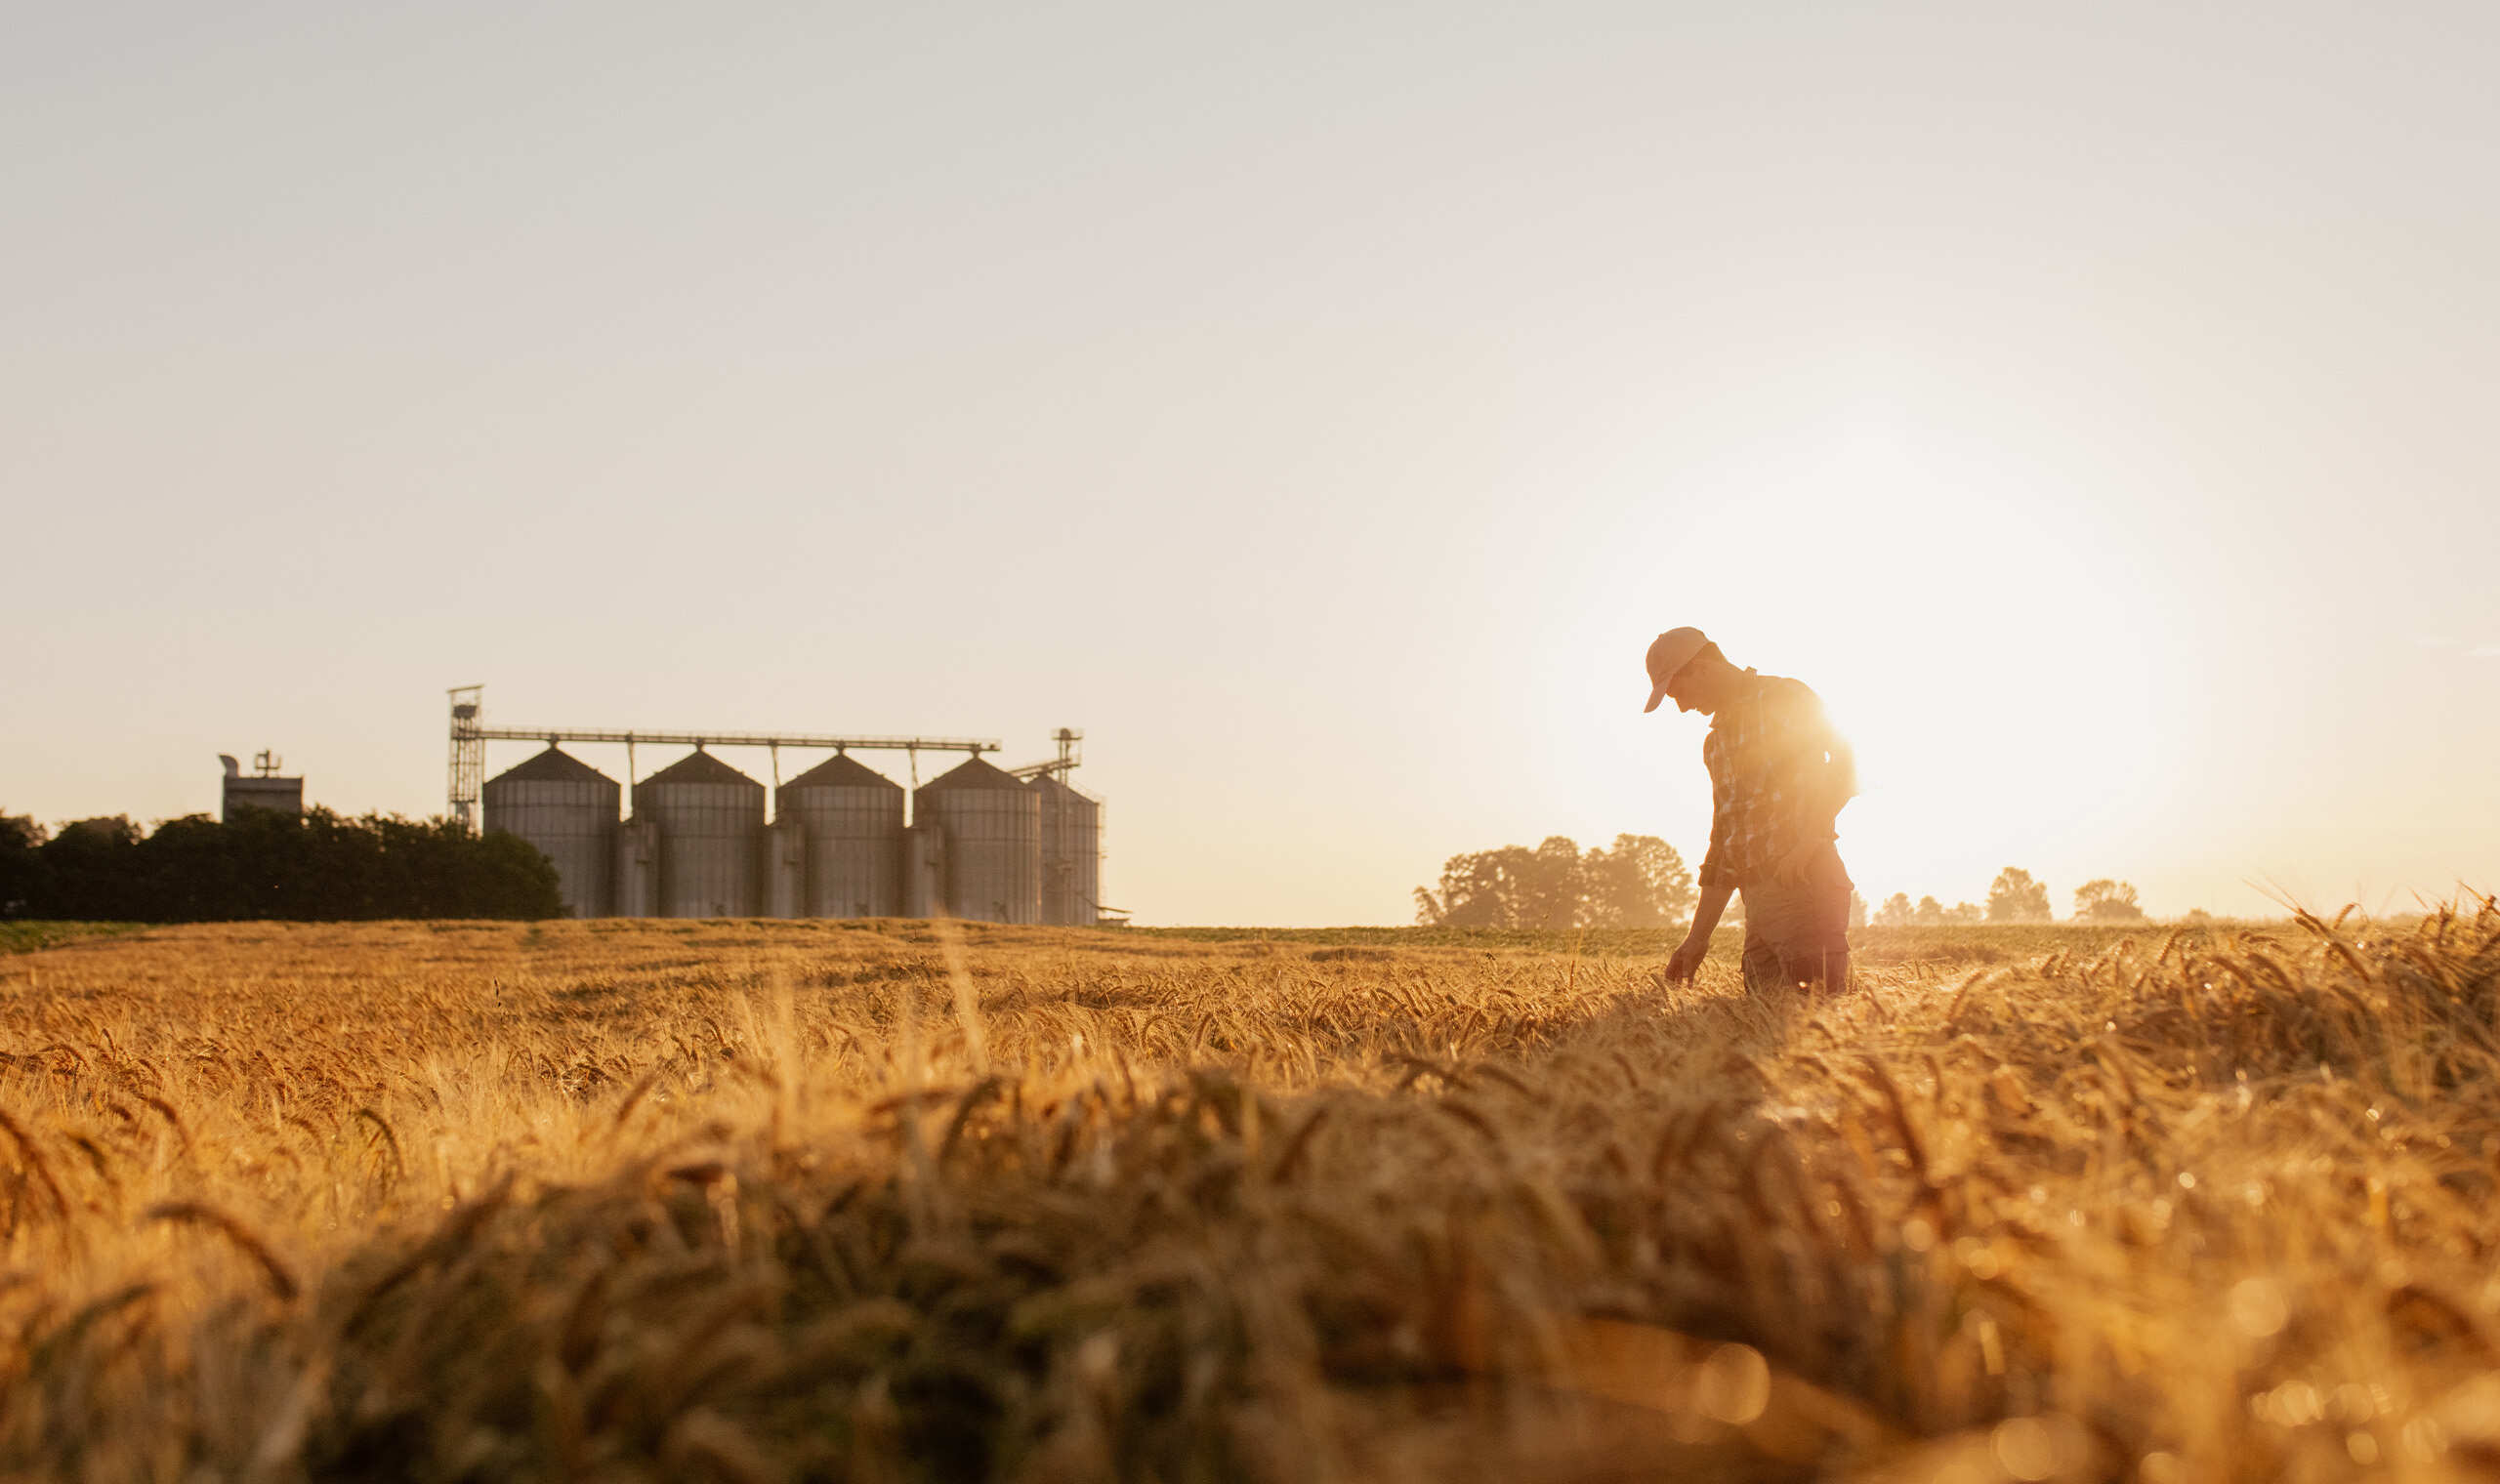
left=1645, top=628, right=1858, bottom=992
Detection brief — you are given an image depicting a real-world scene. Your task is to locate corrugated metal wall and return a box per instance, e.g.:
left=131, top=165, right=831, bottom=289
left=903, top=822, right=946, bottom=919
left=916, top=758, right=1040, bottom=924
left=778, top=756, right=904, bottom=918
left=614, top=819, right=659, bottom=917
left=636, top=752, right=765, bottom=918
left=765, top=818, right=806, bottom=919
left=1030, top=774, right=1102, bottom=927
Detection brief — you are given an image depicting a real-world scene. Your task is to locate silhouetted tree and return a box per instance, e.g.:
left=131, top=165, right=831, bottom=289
left=1873, top=892, right=1914, bottom=928
left=1418, top=833, right=1695, bottom=928
left=0, top=812, right=51, bottom=918
left=1521, top=836, right=1586, bottom=929
left=2073, top=879, right=2146, bottom=922
left=1913, top=894, right=1945, bottom=927
left=42, top=817, right=145, bottom=921
left=1414, top=845, right=1538, bottom=927
left=1580, top=835, right=1696, bottom=928
left=1986, top=867, right=2054, bottom=924
left=1946, top=901, right=1984, bottom=925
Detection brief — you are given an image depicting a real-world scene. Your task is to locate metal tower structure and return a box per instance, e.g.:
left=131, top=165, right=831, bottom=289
left=448, top=685, right=484, bottom=834
left=445, top=686, right=1002, bottom=834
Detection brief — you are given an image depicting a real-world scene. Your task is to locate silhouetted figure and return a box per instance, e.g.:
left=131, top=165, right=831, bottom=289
left=1645, top=628, right=1858, bottom=992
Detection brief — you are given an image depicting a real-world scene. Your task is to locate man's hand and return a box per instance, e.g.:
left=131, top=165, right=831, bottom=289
left=1664, top=881, right=1734, bottom=987
left=1660, top=936, right=1708, bottom=985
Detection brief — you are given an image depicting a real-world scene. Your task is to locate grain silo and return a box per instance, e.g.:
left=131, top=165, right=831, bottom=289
left=765, top=818, right=806, bottom=919
left=614, top=819, right=658, bottom=916
left=778, top=754, right=903, bottom=918
left=903, top=822, right=946, bottom=919
left=915, top=757, right=1040, bottom=924
left=1029, top=773, right=1102, bottom=927
left=481, top=746, right=618, bottom=918
left=635, top=750, right=764, bottom=918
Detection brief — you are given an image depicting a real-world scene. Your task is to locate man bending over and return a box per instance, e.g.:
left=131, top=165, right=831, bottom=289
left=1645, top=627, right=1858, bottom=992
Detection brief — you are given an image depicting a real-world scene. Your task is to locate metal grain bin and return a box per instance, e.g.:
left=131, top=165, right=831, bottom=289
left=916, top=757, right=1040, bottom=924
left=903, top=821, right=946, bottom=919
left=614, top=818, right=658, bottom=917
left=766, top=818, right=806, bottom=919
left=1029, top=773, right=1102, bottom=927
left=778, top=754, right=903, bottom=918
left=635, top=750, right=764, bottom=918
left=482, top=747, right=618, bottom=918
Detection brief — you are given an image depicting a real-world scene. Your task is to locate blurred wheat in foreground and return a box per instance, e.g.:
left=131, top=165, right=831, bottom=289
left=0, top=907, right=2495, bottom=1482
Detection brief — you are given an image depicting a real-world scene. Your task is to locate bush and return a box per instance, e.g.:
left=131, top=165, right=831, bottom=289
left=0, top=806, right=561, bottom=922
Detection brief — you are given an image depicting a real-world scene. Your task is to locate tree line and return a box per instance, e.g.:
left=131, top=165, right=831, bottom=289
left=0, top=807, right=562, bottom=922
left=1413, top=835, right=1698, bottom=928
left=1415, top=846, right=2182, bottom=933
left=1869, top=867, right=2159, bottom=926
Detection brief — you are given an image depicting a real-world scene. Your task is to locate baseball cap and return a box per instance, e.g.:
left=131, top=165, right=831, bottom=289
left=1643, top=628, right=1708, bottom=713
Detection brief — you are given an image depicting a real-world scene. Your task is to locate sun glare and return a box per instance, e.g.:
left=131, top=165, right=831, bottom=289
left=1562, top=410, right=2184, bottom=903
left=1787, top=422, right=2174, bottom=895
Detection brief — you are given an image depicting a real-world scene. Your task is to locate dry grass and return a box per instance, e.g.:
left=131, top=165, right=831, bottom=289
left=0, top=906, right=2496, bottom=1481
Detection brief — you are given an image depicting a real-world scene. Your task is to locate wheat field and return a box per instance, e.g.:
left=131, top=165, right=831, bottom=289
left=0, top=908, right=2495, bottom=1482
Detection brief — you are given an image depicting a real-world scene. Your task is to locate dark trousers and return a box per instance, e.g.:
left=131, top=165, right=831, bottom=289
left=1739, top=871, right=1853, bottom=993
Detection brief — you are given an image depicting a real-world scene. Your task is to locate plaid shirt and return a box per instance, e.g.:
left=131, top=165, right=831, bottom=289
left=1697, top=672, right=1855, bottom=891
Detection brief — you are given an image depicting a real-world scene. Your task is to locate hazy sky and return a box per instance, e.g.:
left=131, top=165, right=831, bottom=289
left=7, top=3, right=2495, bottom=924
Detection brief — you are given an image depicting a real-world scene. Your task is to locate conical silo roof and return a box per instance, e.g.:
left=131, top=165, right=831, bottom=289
left=784, top=754, right=900, bottom=791
left=488, top=746, right=615, bottom=786
left=640, top=750, right=759, bottom=788
left=1025, top=771, right=1098, bottom=804
left=920, top=757, right=1025, bottom=793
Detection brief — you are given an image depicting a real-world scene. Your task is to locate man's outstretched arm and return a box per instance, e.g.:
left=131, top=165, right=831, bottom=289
left=1665, top=880, right=1737, bottom=982
left=1666, top=805, right=1738, bottom=984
